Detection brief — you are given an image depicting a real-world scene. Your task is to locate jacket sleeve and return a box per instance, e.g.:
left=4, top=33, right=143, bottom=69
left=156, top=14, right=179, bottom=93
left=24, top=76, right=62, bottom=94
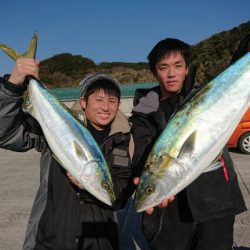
left=0, top=77, right=46, bottom=152
left=129, top=113, right=158, bottom=178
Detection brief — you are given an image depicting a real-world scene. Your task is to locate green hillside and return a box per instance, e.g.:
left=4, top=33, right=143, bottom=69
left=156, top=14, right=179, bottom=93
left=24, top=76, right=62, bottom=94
left=192, top=20, right=250, bottom=83
left=39, top=20, right=250, bottom=87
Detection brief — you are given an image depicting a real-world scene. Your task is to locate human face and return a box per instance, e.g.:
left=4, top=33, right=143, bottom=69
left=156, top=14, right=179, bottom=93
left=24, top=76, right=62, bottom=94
left=155, top=52, right=189, bottom=98
left=80, top=89, right=119, bottom=131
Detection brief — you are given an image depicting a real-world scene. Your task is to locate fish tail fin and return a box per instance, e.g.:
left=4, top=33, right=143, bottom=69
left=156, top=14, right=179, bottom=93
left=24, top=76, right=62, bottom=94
left=23, top=32, right=37, bottom=59
left=0, top=44, right=21, bottom=61
left=0, top=32, right=37, bottom=61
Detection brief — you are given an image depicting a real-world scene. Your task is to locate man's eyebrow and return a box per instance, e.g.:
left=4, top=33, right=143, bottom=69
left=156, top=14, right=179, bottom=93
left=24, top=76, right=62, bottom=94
left=158, top=60, right=183, bottom=66
left=108, top=96, right=119, bottom=100
left=157, top=62, right=168, bottom=66
left=174, top=60, right=184, bottom=64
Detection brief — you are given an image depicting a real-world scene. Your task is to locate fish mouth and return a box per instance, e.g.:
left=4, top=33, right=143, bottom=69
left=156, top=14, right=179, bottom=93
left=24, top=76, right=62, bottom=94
left=79, top=160, right=116, bottom=206
left=133, top=184, right=156, bottom=212
left=86, top=182, right=115, bottom=206
left=101, top=180, right=116, bottom=204
left=98, top=190, right=114, bottom=206
left=134, top=194, right=156, bottom=212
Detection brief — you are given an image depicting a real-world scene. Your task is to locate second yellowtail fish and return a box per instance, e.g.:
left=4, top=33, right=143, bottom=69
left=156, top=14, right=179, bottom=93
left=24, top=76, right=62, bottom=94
left=134, top=53, right=250, bottom=212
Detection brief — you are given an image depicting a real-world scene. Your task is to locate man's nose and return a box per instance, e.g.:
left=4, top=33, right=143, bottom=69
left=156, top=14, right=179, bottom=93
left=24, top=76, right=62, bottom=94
left=101, top=101, right=109, bottom=110
left=168, top=67, right=175, bottom=77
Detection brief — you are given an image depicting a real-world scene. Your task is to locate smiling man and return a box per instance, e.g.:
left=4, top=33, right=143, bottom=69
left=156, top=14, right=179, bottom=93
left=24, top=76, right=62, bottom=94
left=0, top=65, right=134, bottom=250
left=79, top=76, right=121, bottom=131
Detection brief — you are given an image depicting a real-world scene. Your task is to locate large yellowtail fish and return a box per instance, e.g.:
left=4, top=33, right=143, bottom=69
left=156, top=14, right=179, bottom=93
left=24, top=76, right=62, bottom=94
left=0, top=33, right=116, bottom=205
left=134, top=53, right=250, bottom=212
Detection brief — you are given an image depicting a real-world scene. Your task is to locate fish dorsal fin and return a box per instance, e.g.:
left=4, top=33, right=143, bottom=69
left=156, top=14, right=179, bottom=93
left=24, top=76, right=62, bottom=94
left=178, top=131, right=197, bottom=158
left=0, top=32, right=37, bottom=61
left=73, top=140, right=87, bottom=161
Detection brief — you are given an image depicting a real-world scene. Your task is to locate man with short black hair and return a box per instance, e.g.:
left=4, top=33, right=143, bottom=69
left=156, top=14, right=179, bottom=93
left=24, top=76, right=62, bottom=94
left=129, top=38, right=246, bottom=250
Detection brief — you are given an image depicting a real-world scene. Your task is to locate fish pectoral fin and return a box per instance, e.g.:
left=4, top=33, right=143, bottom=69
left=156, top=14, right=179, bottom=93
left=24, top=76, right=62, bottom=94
left=203, top=152, right=223, bottom=173
left=178, top=131, right=197, bottom=157
left=211, top=152, right=221, bottom=163
left=73, top=140, right=88, bottom=161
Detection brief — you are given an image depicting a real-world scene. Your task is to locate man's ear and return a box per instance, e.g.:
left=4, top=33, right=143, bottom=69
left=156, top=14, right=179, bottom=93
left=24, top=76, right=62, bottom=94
left=79, top=97, right=86, bottom=110
left=185, top=66, right=189, bottom=76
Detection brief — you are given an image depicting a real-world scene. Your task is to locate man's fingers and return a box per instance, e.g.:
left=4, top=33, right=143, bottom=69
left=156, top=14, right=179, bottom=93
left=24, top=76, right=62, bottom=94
left=159, top=196, right=175, bottom=208
left=67, top=172, right=84, bottom=189
left=9, top=58, right=39, bottom=84
left=133, top=177, right=140, bottom=185
left=145, top=207, right=154, bottom=215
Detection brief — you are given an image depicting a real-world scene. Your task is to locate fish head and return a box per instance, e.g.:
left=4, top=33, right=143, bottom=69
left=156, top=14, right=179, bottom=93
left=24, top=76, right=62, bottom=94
left=72, top=140, right=116, bottom=206
left=134, top=131, right=198, bottom=212
left=79, top=159, right=116, bottom=206
left=134, top=153, right=182, bottom=212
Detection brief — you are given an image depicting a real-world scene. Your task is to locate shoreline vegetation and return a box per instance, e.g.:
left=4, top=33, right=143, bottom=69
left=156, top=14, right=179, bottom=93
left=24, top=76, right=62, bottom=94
left=39, top=20, right=250, bottom=88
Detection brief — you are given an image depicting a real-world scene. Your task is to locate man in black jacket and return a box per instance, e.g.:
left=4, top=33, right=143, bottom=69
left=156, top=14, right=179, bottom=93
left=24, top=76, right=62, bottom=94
left=0, top=58, right=133, bottom=250
left=129, top=38, right=247, bottom=250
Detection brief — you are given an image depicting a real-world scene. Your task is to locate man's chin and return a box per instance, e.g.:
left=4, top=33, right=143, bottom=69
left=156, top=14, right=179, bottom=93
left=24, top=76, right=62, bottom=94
left=97, top=119, right=112, bottom=127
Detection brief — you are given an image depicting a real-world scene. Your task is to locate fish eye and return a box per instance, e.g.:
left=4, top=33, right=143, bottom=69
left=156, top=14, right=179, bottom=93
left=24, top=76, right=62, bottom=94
left=145, top=185, right=155, bottom=194
left=102, top=181, right=109, bottom=190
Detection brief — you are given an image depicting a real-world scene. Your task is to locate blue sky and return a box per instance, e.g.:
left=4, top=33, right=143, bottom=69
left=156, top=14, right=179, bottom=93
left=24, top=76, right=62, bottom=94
left=0, top=0, right=249, bottom=76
